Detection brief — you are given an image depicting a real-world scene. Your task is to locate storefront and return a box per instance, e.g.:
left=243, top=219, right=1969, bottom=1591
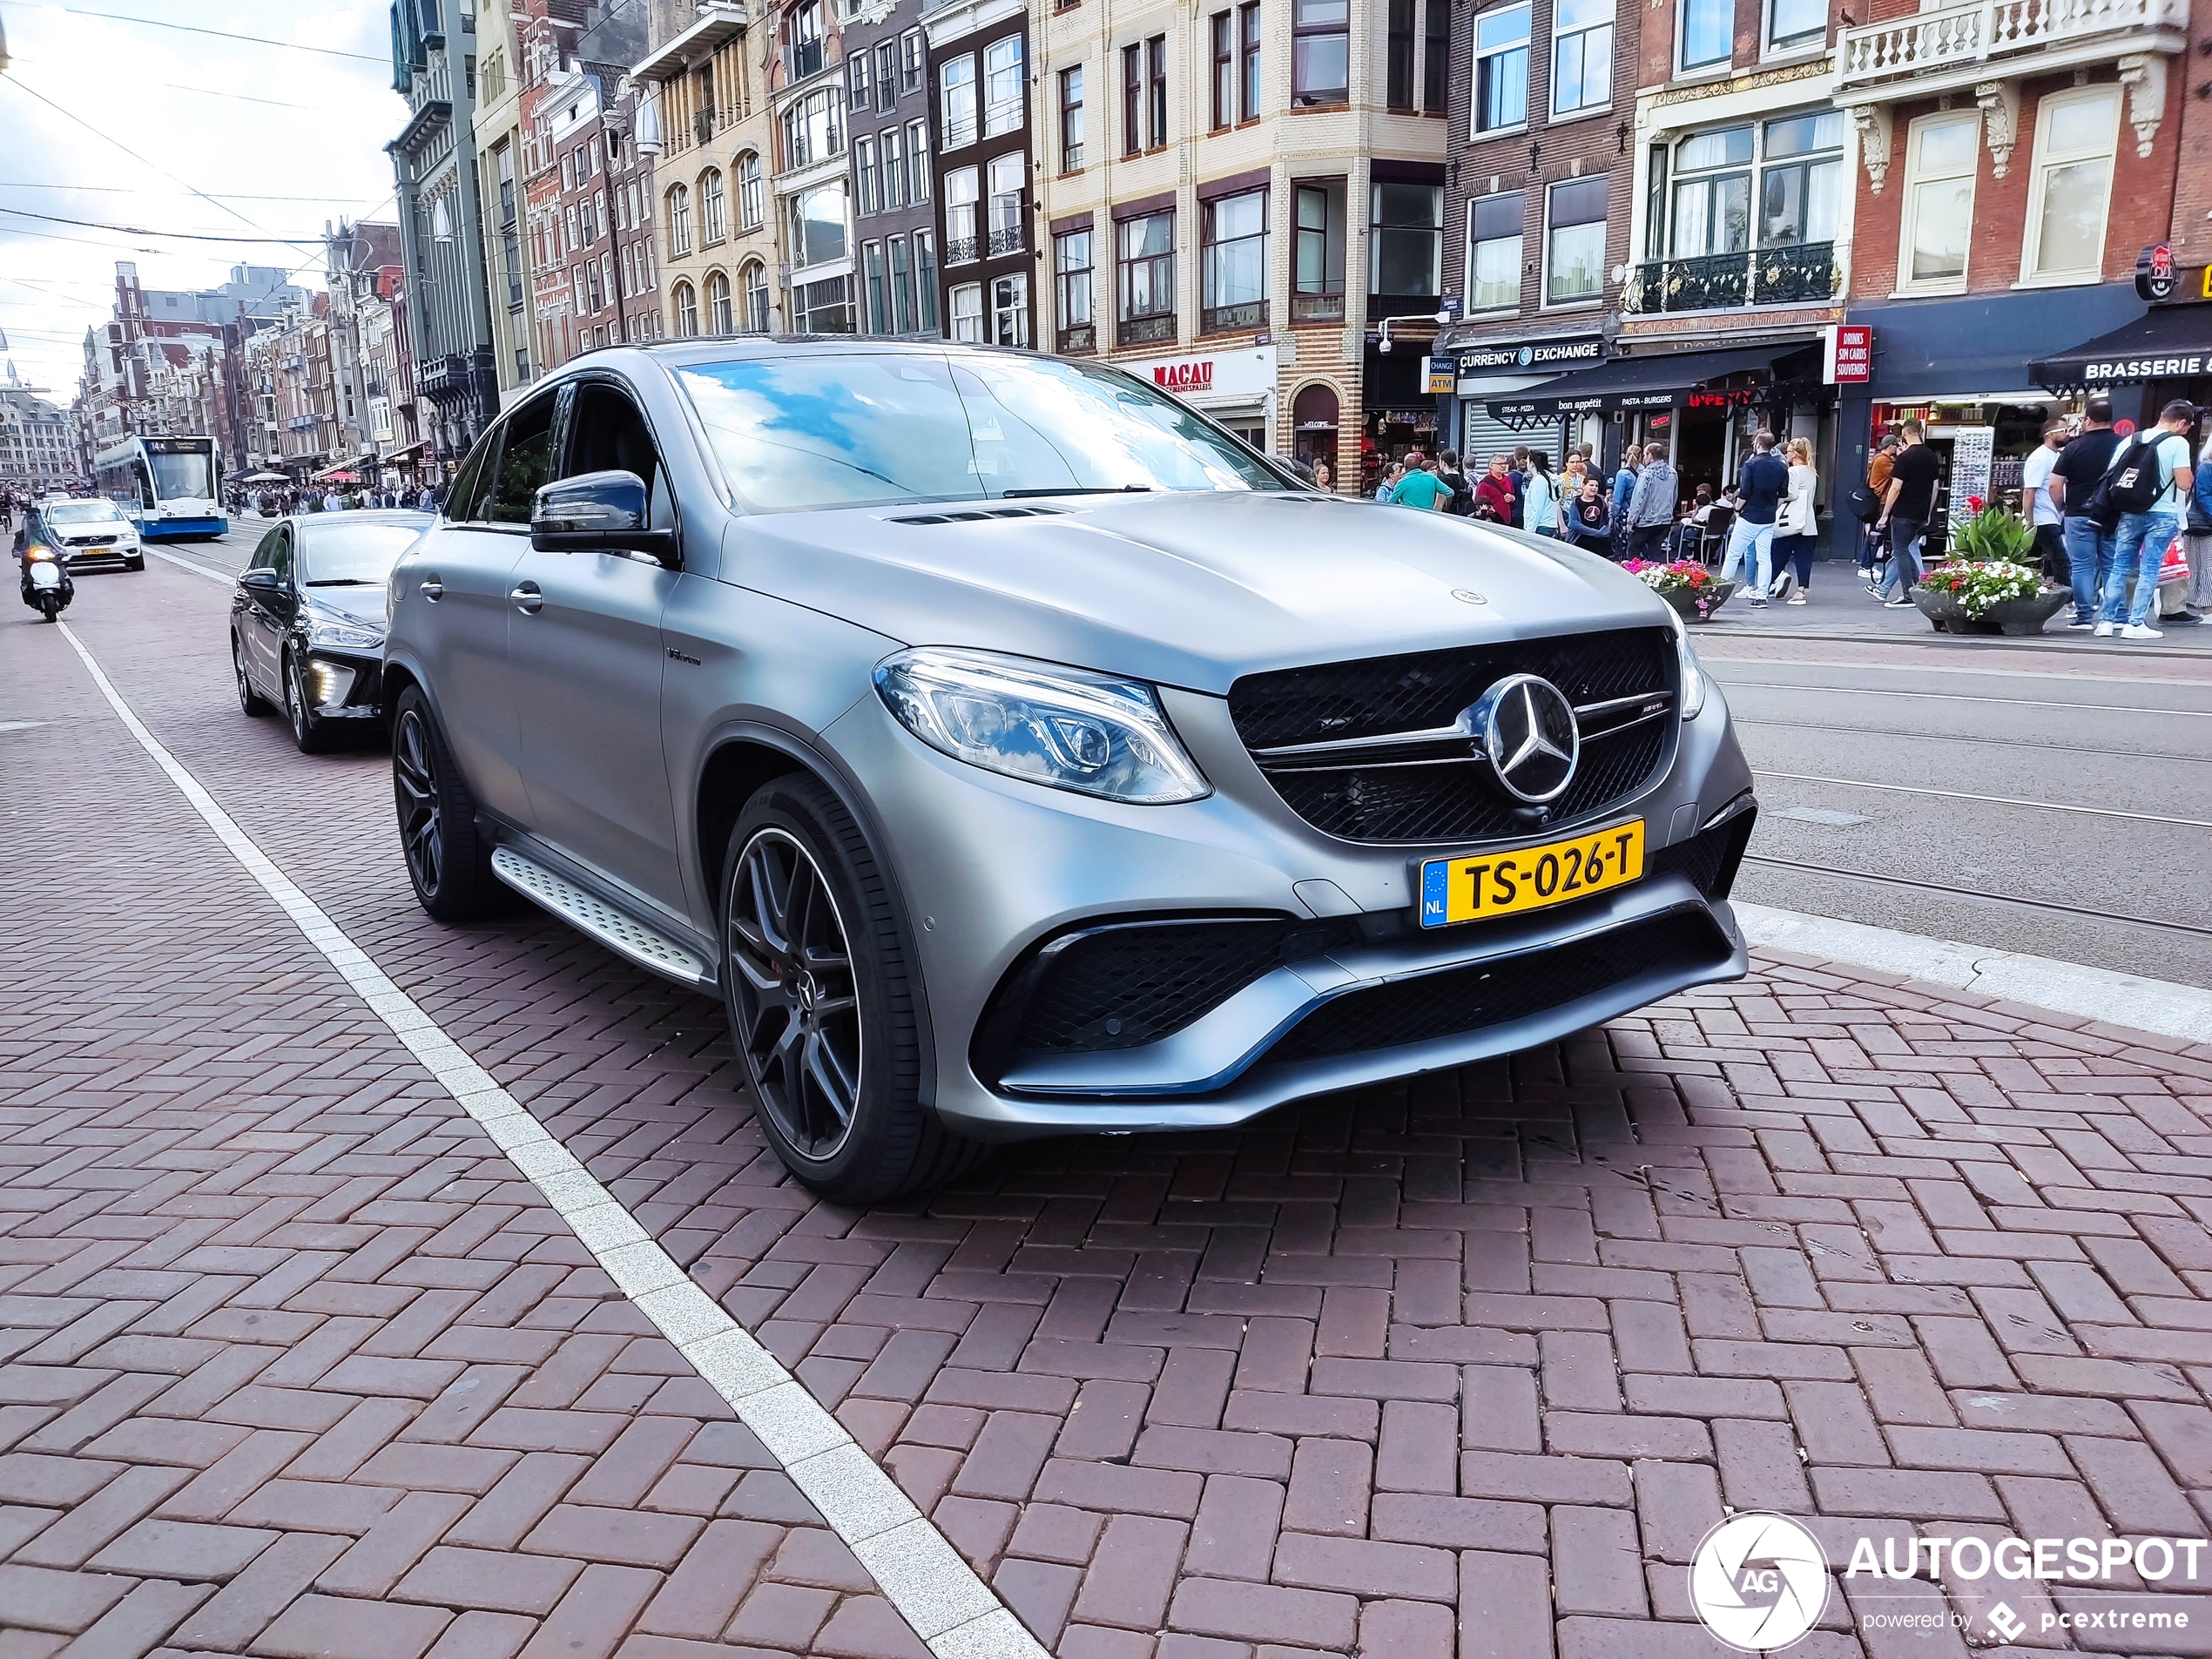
left=1449, top=336, right=1607, bottom=472
left=1120, top=344, right=1279, bottom=453
left=1361, top=338, right=1437, bottom=496
left=2031, top=285, right=2212, bottom=435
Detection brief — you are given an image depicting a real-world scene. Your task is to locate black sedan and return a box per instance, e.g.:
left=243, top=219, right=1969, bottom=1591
left=231, top=511, right=430, bottom=752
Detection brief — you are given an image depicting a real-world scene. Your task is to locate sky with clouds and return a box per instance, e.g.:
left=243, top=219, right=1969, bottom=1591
left=0, top=0, right=411, bottom=401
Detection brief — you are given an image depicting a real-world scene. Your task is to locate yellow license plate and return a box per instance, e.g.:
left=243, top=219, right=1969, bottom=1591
left=1419, top=820, right=1644, bottom=928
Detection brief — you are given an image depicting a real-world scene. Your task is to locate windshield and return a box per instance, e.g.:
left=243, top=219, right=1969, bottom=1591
left=44, top=501, right=125, bottom=525
left=675, top=351, right=1288, bottom=513
left=301, top=523, right=427, bottom=584
left=148, top=448, right=215, bottom=502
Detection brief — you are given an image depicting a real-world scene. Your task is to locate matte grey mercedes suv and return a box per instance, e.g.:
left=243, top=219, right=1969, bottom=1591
left=384, top=341, right=1756, bottom=1201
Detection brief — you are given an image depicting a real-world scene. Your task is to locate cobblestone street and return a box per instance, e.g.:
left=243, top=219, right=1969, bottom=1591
left=7, top=560, right=2212, bottom=1658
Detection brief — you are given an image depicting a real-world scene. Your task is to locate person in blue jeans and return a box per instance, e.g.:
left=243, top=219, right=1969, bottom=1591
left=2048, top=400, right=2121, bottom=627
left=2098, top=399, right=2196, bottom=640
left=1722, top=431, right=1791, bottom=609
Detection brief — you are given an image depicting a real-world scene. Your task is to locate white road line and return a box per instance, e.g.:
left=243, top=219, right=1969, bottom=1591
left=1702, top=653, right=2212, bottom=688
left=52, top=621, right=1046, bottom=1659
left=1715, top=680, right=2212, bottom=718
left=1737, top=904, right=2212, bottom=1047
left=147, top=546, right=235, bottom=583
left=1749, top=769, right=2212, bottom=830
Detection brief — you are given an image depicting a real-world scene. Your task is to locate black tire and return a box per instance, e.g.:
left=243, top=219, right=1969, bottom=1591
left=721, top=774, right=981, bottom=1204
left=390, top=685, right=502, bottom=921
left=285, top=650, right=340, bottom=754
left=125, top=556, right=145, bottom=572
left=233, top=634, right=271, bottom=716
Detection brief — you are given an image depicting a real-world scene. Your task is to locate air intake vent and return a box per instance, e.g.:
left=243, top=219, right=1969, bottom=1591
left=890, top=505, right=1069, bottom=524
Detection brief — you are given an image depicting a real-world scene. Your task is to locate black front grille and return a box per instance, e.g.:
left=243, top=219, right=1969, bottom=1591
left=1264, top=908, right=1729, bottom=1064
left=1650, top=802, right=1757, bottom=901
left=1229, top=630, right=1676, bottom=844
left=974, top=915, right=1360, bottom=1075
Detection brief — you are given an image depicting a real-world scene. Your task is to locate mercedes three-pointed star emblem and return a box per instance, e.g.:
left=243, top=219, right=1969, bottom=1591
left=1462, top=673, right=1581, bottom=804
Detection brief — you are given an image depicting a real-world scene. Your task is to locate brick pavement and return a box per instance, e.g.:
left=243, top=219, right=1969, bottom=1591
left=7, top=566, right=2212, bottom=1656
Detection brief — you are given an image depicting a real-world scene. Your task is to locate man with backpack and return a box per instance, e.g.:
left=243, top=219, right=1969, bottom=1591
left=2048, top=398, right=2121, bottom=628
left=2091, top=400, right=2195, bottom=640
left=1435, top=448, right=1474, bottom=516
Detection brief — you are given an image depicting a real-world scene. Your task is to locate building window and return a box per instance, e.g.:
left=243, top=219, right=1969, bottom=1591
left=666, top=183, right=691, bottom=255
left=742, top=260, right=771, bottom=329
left=916, top=230, right=939, bottom=329
left=1422, top=0, right=1447, bottom=112
left=1369, top=181, right=1442, bottom=297
left=673, top=280, right=698, bottom=335
left=738, top=152, right=764, bottom=228
left=946, top=165, right=980, bottom=262
left=1387, top=0, right=1415, bottom=111
left=782, top=87, right=844, bottom=170
left=1293, top=0, right=1348, bottom=105
left=1552, top=0, right=1612, bottom=117
left=1060, top=64, right=1086, bottom=171
left=786, top=0, right=825, bottom=80
left=795, top=273, right=853, bottom=333
left=941, top=54, right=978, bottom=150
left=880, top=125, right=907, bottom=208
left=1680, top=0, right=1730, bottom=71
left=1055, top=226, right=1095, bottom=350
left=1467, top=189, right=1523, bottom=311
left=864, top=240, right=887, bottom=331
left=1212, top=11, right=1237, bottom=130
left=951, top=280, right=984, bottom=341
left=1117, top=209, right=1176, bottom=344
left=991, top=273, right=1029, bottom=346
left=984, top=36, right=1024, bottom=138
left=988, top=152, right=1024, bottom=254
left=700, top=170, right=727, bottom=243
left=875, top=41, right=898, bottom=111
left=1893, top=111, right=1981, bottom=289
left=907, top=118, right=932, bottom=200
left=889, top=234, right=915, bottom=331
left=848, top=46, right=872, bottom=111
left=1203, top=188, right=1268, bottom=332
left=1768, top=0, right=1824, bottom=50
left=1122, top=44, right=1143, bottom=155
left=901, top=28, right=925, bottom=93
left=1147, top=34, right=1169, bottom=146
left=856, top=137, right=879, bottom=213
left=1758, top=112, right=1842, bottom=246
left=1544, top=178, right=1607, bottom=304
left=789, top=180, right=849, bottom=269
left=1473, top=3, right=1529, bottom=133
left=707, top=269, right=732, bottom=333
left=2025, top=86, right=2119, bottom=283
left=1294, top=179, right=1346, bottom=320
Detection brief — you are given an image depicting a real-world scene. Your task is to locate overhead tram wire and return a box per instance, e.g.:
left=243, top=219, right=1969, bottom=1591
left=0, top=207, right=324, bottom=246
left=57, top=10, right=389, bottom=63
left=0, top=183, right=371, bottom=203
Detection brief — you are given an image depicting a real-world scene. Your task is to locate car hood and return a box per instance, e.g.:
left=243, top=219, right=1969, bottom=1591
left=303, top=585, right=388, bottom=629
left=726, top=491, right=1672, bottom=693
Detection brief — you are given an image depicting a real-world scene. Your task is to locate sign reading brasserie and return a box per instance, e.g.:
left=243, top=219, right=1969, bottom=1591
left=2083, top=354, right=2207, bottom=384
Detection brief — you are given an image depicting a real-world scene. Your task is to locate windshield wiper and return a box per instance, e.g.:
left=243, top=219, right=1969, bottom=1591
left=1000, top=484, right=1157, bottom=498
left=305, top=577, right=379, bottom=586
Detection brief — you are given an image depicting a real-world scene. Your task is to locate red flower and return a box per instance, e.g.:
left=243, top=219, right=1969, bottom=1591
left=1966, top=495, right=1986, bottom=513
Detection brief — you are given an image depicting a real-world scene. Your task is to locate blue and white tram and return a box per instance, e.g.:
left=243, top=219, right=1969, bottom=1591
left=93, top=435, right=227, bottom=541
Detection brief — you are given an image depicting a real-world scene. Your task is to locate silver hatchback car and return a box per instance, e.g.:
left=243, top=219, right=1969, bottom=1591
left=383, top=341, right=1755, bottom=1200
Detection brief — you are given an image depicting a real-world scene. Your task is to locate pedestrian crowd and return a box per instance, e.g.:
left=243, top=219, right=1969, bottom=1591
left=230, top=483, right=442, bottom=519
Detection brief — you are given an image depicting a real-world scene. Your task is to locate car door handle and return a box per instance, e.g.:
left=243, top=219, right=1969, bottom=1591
left=510, top=582, right=543, bottom=614
left=418, top=577, right=443, bottom=601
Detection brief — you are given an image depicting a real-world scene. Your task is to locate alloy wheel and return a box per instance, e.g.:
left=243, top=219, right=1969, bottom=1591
left=727, top=827, right=862, bottom=1162
left=286, top=657, right=309, bottom=744
left=392, top=706, right=443, bottom=899
left=233, top=642, right=254, bottom=713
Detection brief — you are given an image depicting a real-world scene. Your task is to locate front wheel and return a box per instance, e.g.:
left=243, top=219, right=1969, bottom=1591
left=390, top=685, right=501, bottom=921
left=285, top=651, right=339, bottom=754
left=721, top=775, right=978, bottom=1204
left=125, top=556, right=145, bottom=572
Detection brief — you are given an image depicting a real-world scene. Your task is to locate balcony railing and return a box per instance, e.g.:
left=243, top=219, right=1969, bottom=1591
left=1290, top=291, right=1345, bottom=323
left=1837, top=0, right=2183, bottom=92
left=1118, top=314, right=1176, bottom=347
left=988, top=226, right=1024, bottom=257
left=1056, top=322, right=1096, bottom=354
left=1203, top=300, right=1267, bottom=334
left=1620, top=242, right=1841, bottom=315
left=945, top=235, right=981, bottom=266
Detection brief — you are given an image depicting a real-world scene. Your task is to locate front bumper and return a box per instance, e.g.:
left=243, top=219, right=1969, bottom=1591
left=303, top=648, right=386, bottom=718
left=821, top=676, right=1756, bottom=1141
left=60, top=543, right=139, bottom=570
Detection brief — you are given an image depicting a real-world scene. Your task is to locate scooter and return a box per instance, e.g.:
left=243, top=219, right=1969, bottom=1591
left=19, top=542, right=73, bottom=622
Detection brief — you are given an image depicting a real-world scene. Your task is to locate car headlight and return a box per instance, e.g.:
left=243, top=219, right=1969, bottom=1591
left=306, top=614, right=384, bottom=650
left=1666, top=608, right=1706, bottom=720
left=874, top=648, right=1211, bottom=805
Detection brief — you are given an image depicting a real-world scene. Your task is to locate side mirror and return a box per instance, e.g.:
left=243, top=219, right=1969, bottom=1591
left=240, top=568, right=287, bottom=597
left=531, top=470, right=679, bottom=564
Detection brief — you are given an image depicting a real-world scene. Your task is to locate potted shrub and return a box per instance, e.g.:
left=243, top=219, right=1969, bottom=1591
left=1622, top=557, right=1735, bottom=622
left=1913, top=557, right=2067, bottom=636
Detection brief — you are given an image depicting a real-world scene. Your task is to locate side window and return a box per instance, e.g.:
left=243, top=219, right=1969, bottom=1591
left=565, top=381, right=675, bottom=531
left=487, top=392, right=559, bottom=523
left=447, top=427, right=496, bottom=523
left=249, top=526, right=284, bottom=570
left=269, top=530, right=294, bottom=585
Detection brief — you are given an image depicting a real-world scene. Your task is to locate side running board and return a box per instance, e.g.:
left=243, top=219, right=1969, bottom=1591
left=490, top=846, right=712, bottom=988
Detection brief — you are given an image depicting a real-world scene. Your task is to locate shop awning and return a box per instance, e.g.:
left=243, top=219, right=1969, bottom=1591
left=2030, top=304, right=2212, bottom=393
left=1484, top=343, right=1805, bottom=426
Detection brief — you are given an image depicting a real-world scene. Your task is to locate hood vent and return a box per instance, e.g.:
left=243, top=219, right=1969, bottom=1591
left=889, top=504, right=1069, bottom=525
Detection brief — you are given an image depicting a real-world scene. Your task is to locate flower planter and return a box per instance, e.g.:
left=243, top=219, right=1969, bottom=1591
left=1912, top=585, right=2067, bottom=636
left=1657, top=578, right=1736, bottom=622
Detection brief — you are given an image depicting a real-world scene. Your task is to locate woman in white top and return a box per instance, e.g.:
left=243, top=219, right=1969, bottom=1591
left=1771, top=437, right=1819, bottom=604
left=1523, top=449, right=1561, bottom=537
